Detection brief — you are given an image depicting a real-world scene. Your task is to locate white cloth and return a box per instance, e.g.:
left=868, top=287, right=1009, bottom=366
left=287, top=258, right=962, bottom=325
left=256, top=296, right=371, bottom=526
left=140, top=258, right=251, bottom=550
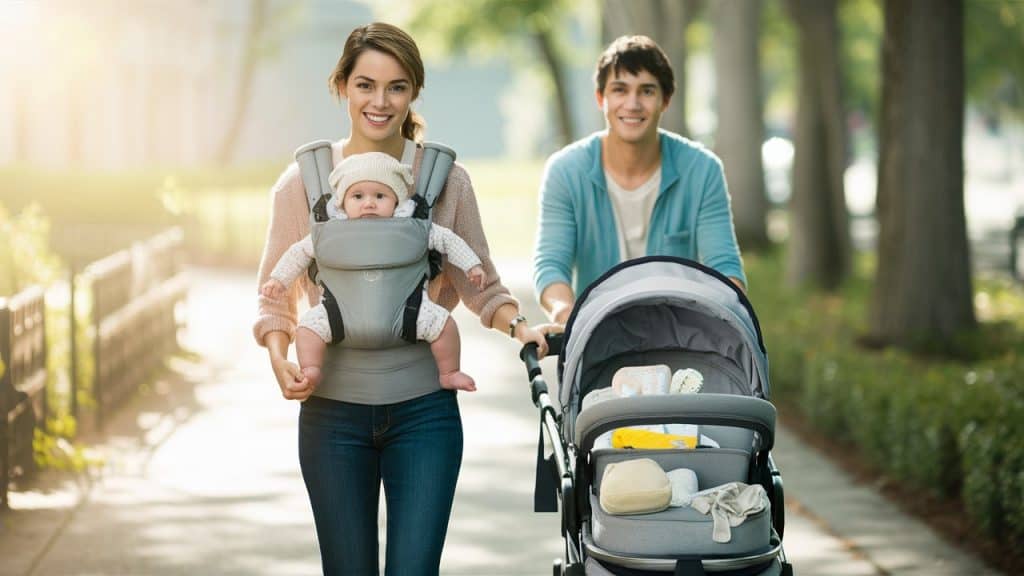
left=689, top=482, right=768, bottom=543
left=605, top=167, right=661, bottom=260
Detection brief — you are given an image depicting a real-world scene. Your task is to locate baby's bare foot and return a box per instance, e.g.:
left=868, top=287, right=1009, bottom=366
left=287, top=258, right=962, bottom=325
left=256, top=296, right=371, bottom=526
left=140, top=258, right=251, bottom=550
left=439, top=371, right=476, bottom=392
left=302, top=366, right=322, bottom=390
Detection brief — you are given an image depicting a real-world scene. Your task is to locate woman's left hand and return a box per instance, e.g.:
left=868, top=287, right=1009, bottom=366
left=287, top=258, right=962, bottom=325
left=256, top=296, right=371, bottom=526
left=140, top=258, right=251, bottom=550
left=515, top=322, right=562, bottom=358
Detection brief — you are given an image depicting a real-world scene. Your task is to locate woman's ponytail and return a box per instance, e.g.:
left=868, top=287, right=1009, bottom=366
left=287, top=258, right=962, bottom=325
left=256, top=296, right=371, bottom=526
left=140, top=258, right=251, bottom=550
left=402, top=110, right=426, bottom=143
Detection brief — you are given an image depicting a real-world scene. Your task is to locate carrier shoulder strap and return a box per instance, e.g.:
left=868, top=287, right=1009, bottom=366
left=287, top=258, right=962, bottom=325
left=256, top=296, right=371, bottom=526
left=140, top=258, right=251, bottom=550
left=413, top=142, right=456, bottom=219
left=294, top=140, right=335, bottom=222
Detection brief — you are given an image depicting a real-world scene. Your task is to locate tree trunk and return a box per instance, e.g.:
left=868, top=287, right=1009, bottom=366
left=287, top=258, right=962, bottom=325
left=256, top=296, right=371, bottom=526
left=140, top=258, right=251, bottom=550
left=602, top=0, right=694, bottom=137
left=870, top=0, right=974, bottom=350
left=533, top=28, right=575, bottom=147
left=215, top=0, right=266, bottom=165
left=784, top=0, right=851, bottom=289
left=712, top=0, right=770, bottom=250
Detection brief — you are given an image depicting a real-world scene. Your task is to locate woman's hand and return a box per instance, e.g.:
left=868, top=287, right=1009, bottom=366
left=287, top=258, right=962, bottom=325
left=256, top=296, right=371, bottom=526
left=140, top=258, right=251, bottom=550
left=514, top=322, right=563, bottom=358
left=271, top=354, right=315, bottom=401
left=266, top=331, right=315, bottom=401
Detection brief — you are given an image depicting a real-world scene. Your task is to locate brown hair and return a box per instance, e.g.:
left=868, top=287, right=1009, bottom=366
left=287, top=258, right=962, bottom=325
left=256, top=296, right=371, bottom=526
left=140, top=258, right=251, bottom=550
left=594, top=35, right=675, bottom=102
left=328, top=22, right=426, bottom=142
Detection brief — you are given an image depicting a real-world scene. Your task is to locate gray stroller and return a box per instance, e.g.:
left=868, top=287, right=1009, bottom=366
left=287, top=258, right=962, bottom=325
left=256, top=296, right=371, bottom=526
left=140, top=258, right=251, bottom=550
left=521, top=257, right=792, bottom=575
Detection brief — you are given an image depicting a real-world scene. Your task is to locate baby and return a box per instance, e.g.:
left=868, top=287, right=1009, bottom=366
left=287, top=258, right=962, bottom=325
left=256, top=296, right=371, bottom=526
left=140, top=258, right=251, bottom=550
left=261, top=151, right=485, bottom=392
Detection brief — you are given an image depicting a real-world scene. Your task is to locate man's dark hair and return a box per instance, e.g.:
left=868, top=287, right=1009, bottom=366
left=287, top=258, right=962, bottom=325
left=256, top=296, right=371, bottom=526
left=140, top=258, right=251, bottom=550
left=594, top=35, right=675, bottom=101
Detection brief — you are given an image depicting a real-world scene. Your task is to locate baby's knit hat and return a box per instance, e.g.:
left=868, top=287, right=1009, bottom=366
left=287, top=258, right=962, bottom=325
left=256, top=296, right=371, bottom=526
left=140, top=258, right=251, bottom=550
left=328, top=151, right=414, bottom=206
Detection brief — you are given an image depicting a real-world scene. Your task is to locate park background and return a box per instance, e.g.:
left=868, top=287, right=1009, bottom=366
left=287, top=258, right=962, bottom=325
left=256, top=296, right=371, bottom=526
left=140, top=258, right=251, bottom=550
left=1, top=0, right=1023, bottom=573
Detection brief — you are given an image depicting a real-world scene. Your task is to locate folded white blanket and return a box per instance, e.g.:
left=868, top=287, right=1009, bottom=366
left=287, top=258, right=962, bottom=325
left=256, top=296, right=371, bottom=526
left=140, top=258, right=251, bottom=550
left=690, top=482, right=768, bottom=543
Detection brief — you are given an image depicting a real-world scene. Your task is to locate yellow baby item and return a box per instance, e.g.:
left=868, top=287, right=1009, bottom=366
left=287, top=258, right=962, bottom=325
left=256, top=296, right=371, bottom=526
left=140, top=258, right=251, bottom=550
left=611, top=427, right=698, bottom=450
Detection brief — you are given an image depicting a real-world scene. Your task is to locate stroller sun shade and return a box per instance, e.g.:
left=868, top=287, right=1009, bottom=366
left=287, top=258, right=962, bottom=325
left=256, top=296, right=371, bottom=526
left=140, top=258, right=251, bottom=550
left=558, top=258, right=769, bottom=443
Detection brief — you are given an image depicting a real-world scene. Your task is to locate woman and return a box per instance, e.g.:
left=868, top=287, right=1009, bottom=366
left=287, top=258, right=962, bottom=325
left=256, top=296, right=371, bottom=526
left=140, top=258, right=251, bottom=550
left=253, top=22, right=548, bottom=575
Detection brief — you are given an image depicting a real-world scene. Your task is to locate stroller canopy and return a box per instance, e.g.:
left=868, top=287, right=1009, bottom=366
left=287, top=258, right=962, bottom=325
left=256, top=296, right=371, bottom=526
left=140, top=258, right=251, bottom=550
left=558, top=257, right=769, bottom=419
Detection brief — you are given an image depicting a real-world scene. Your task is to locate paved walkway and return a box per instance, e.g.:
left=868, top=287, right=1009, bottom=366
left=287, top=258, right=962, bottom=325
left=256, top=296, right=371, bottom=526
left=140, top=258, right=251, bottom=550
left=0, top=265, right=1003, bottom=575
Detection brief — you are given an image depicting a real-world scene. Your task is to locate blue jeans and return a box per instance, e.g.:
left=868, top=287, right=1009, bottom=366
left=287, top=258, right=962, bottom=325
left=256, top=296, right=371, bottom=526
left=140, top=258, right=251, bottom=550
left=298, top=389, right=463, bottom=576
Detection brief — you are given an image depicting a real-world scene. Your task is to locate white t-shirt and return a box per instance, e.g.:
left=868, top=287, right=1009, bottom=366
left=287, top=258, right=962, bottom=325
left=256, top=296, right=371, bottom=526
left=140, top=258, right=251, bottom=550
left=605, top=167, right=661, bottom=261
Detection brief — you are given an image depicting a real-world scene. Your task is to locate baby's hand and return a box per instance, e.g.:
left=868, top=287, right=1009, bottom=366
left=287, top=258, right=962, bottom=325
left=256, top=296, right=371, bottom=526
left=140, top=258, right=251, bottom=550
left=467, top=266, right=486, bottom=289
left=261, top=278, right=287, bottom=298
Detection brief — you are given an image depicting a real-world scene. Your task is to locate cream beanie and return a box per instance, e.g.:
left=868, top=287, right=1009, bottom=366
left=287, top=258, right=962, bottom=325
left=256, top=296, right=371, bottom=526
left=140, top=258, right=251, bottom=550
left=328, top=151, right=414, bottom=206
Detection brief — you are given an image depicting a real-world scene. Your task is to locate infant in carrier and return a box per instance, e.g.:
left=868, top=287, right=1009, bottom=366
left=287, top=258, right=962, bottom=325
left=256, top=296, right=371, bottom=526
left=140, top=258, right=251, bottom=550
left=260, top=152, right=486, bottom=392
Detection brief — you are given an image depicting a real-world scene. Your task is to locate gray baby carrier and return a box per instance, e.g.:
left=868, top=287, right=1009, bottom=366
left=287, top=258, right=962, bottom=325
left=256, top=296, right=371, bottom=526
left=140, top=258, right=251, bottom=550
left=294, top=140, right=455, bottom=350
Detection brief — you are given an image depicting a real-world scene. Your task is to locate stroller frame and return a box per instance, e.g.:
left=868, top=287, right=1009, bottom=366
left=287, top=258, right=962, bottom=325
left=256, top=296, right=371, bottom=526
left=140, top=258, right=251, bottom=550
left=520, top=257, right=793, bottom=576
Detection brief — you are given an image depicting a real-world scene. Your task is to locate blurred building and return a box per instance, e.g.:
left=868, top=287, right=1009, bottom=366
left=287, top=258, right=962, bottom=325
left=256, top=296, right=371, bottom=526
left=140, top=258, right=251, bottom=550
left=0, top=0, right=600, bottom=169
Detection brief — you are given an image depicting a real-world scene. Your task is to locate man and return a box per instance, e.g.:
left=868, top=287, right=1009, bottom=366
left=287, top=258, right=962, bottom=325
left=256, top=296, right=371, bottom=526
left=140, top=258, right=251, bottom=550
left=533, top=35, right=746, bottom=325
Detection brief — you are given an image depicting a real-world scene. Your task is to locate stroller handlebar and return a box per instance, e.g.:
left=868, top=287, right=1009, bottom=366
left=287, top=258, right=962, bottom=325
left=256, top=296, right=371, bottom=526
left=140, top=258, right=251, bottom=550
left=520, top=333, right=565, bottom=406
left=519, top=333, right=565, bottom=380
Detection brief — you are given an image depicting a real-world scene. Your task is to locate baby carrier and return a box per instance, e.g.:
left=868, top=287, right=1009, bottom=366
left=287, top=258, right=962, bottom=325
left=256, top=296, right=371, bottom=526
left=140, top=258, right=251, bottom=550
left=293, top=140, right=454, bottom=349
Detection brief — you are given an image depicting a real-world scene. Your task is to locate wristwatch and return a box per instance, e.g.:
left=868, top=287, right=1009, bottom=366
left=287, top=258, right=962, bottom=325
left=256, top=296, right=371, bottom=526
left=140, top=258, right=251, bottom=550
left=509, top=314, right=528, bottom=338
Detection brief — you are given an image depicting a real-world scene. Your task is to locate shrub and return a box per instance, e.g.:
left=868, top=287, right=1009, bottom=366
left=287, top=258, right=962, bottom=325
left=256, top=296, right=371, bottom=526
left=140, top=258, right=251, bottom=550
left=746, top=251, right=1024, bottom=550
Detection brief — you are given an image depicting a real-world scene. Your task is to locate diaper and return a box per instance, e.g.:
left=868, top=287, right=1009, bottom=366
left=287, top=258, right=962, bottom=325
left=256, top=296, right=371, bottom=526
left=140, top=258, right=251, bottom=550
left=612, top=365, right=671, bottom=396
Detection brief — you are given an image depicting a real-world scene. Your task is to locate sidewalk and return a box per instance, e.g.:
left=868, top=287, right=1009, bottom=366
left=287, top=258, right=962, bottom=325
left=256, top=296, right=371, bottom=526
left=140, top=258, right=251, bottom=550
left=0, top=265, right=1003, bottom=575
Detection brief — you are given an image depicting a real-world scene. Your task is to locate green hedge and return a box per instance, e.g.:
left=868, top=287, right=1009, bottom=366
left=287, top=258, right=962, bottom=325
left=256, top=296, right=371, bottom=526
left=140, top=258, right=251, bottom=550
left=746, top=250, right=1024, bottom=548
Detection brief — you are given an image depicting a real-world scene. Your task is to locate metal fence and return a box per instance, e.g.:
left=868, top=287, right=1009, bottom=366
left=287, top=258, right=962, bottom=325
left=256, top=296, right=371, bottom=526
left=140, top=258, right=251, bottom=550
left=0, top=286, right=47, bottom=509
left=82, top=227, right=187, bottom=430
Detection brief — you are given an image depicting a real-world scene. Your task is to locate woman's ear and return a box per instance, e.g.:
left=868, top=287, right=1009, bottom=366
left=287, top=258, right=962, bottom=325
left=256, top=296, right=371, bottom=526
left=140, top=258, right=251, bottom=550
left=336, top=80, right=347, bottom=99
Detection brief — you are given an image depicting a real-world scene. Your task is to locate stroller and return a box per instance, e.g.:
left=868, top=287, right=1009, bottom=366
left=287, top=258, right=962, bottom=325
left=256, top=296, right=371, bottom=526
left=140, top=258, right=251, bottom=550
left=520, top=257, right=792, bottom=575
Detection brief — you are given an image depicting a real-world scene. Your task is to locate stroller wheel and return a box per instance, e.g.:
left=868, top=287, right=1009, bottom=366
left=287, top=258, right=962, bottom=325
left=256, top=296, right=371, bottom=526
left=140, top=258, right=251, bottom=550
left=552, top=557, right=563, bottom=576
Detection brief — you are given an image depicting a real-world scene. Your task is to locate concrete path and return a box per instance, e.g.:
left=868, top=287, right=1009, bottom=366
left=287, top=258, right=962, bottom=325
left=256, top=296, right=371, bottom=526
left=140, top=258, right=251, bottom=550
left=0, top=264, right=1003, bottom=575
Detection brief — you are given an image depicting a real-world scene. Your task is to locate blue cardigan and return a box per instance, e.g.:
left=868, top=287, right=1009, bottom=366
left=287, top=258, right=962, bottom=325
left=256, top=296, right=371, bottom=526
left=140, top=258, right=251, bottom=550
left=532, top=130, right=747, bottom=297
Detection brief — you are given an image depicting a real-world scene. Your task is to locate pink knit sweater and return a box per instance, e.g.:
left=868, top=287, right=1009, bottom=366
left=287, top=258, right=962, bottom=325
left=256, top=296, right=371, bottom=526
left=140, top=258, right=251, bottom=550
left=253, top=142, right=519, bottom=346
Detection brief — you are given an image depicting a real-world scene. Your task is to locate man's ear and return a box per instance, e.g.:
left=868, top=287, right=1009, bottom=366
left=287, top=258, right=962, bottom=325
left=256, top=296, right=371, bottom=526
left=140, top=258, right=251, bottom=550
left=661, top=94, right=672, bottom=113
left=595, top=89, right=605, bottom=110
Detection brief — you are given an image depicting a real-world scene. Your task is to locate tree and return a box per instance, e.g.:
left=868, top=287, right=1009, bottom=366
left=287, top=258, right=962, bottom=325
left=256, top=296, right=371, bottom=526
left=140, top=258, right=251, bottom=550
left=966, top=1, right=1024, bottom=120
left=869, top=0, right=974, bottom=351
left=407, top=0, right=576, bottom=147
left=712, top=0, right=770, bottom=250
left=215, top=0, right=267, bottom=165
left=784, top=0, right=850, bottom=290
left=215, top=0, right=298, bottom=164
left=602, top=0, right=702, bottom=137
